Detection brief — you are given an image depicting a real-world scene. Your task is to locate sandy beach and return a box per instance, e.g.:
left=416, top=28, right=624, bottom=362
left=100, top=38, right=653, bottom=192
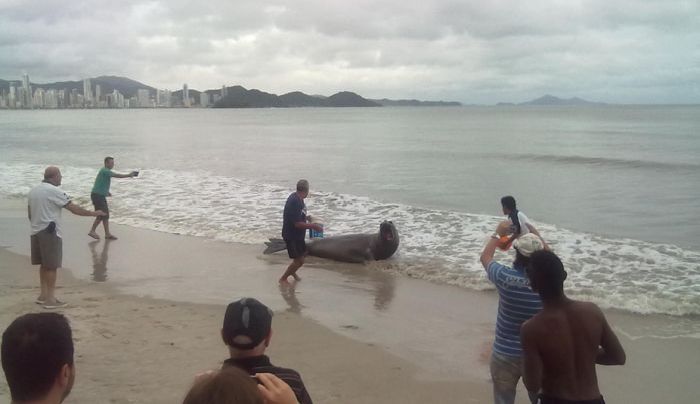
left=1, top=197, right=699, bottom=403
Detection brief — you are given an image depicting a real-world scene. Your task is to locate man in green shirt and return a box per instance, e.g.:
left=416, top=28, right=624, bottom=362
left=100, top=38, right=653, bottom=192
left=88, top=157, right=137, bottom=240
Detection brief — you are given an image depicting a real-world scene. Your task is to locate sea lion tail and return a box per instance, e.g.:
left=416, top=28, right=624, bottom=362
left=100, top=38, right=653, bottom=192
left=263, top=238, right=287, bottom=255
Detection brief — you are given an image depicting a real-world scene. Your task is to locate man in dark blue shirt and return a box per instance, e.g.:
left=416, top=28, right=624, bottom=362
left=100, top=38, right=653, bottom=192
left=280, top=179, right=322, bottom=283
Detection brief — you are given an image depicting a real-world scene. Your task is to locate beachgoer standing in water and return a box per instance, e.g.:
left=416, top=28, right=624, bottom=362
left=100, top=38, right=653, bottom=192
left=521, top=250, right=626, bottom=404
left=501, top=196, right=547, bottom=249
left=88, top=156, right=138, bottom=240
left=279, top=179, right=322, bottom=283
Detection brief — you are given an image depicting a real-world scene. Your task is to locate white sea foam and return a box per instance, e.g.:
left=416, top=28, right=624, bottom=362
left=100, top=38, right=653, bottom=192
left=2, top=162, right=699, bottom=316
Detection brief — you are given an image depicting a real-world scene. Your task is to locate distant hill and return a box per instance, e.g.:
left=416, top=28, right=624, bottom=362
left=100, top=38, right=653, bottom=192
left=372, top=98, right=461, bottom=107
left=212, top=87, right=380, bottom=108
left=279, top=91, right=326, bottom=107
left=325, top=91, right=380, bottom=107
left=502, top=94, right=606, bottom=106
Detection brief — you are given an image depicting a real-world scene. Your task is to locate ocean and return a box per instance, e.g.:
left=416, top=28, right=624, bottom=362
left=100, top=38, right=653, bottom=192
left=1, top=106, right=699, bottom=317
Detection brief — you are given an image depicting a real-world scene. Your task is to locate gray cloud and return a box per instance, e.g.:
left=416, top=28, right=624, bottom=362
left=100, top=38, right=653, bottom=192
left=0, top=0, right=698, bottom=103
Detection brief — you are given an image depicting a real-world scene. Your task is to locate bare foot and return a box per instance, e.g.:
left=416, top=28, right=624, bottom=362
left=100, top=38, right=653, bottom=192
left=279, top=277, right=290, bottom=284
left=35, top=296, right=46, bottom=304
left=105, top=234, right=118, bottom=240
left=88, top=232, right=100, bottom=240
left=292, top=274, right=301, bottom=281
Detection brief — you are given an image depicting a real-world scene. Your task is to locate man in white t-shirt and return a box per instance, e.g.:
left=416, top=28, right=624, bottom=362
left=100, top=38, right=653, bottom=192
left=28, top=166, right=106, bottom=309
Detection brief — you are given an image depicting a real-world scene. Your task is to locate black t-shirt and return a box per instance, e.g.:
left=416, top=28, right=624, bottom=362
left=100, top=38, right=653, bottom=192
left=223, top=355, right=313, bottom=404
left=282, top=192, right=306, bottom=240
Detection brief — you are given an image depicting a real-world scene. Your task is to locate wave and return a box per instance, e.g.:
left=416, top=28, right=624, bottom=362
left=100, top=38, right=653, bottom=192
left=1, top=162, right=699, bottom=317
left=506, top=153, right=700, bottom=172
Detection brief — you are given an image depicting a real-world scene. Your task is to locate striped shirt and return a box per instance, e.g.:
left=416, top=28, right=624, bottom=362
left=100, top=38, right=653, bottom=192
left=223, top=355, right=313, bottom=404
left=487, top=260, right=542, bottom=357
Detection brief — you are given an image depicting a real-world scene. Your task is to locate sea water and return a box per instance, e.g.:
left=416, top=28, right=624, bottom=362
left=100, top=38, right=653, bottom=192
left=1, top=106, right=698, bottom=316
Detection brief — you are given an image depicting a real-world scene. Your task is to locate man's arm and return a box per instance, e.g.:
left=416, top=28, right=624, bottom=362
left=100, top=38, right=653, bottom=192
left=294, top=221, right=322, bottom=232
left=64, top=202, right=105, bottom=217
left=596, top=309, right=626, bottom=365
left=481, top=221, right=511, bottom=269
left=111, top=171, right=137, bottom=179
left=521, top=321, right=544, bottom=394
left=480, top=237, right=499, bottom=269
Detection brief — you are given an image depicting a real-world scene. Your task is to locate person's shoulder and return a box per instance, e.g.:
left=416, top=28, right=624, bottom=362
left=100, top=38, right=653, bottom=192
left=487, top=260, right=507, bottom=273
left=486, top=260, right=509, bottom=281
left=521, top=311, right=546, bottom=334
left=571, top=300, right=604, bottom=316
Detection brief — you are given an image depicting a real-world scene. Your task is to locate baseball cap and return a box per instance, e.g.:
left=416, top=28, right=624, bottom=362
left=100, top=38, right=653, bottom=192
left=513, top=233, right=544, bottom=257
left=222, top=298, right=273, bottom=350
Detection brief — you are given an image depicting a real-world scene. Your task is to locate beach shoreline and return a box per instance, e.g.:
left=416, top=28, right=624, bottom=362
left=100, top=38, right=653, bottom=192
left=1, top=197, right=699, bottom=403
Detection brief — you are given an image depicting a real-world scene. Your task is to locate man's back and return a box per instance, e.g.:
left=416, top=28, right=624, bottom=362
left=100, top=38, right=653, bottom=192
left=223, top=355, right=313, bottom=404
left=523, top=300, right=611, bottom=401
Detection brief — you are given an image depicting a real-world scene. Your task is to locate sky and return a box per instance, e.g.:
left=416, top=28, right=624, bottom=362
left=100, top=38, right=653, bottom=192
left=0, top=0, right=698, bottom=104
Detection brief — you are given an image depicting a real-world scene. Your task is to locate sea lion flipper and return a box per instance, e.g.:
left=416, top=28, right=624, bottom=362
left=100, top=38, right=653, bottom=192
left=263, top=238, right=287, bottom=255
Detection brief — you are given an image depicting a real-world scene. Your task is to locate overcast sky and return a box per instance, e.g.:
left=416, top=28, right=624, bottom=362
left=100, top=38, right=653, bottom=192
left=1, top=0, right=698, bottom=104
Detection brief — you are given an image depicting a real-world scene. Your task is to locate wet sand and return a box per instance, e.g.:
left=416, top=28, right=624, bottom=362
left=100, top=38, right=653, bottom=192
left=1, top=197, right=698, bottom=403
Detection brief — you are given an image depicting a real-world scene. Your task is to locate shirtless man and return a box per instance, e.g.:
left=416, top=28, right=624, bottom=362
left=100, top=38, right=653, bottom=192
left=521, top=251, right=626, bottom=404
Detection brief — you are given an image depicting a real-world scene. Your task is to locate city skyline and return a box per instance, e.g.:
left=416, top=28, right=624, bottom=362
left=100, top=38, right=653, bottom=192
left=0, top=1, right=698, bottom=105
left=0, top=73, right=226, bottom=109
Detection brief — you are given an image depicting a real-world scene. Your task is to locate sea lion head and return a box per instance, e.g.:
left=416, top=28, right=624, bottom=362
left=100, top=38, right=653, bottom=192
left=373, top=221, right=399, bottom=260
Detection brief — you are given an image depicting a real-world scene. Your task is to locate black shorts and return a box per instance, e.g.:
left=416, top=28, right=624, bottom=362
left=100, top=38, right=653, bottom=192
left=285, top=239, right=306, bottom=259
left=539, top=395, right=605, bottom=404
left=91, top=193, right=109, bottom=218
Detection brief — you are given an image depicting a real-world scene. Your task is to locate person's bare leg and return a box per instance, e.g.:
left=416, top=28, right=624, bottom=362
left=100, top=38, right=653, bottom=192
left=88, top=217, right=101, bottom=239
left=103, top=218, right=117, bottom=239
left=279, top=257, right=304, bottom=283
left=37, top=266, right=48, bottom=302
left=42, top=267, right=58, bottom=304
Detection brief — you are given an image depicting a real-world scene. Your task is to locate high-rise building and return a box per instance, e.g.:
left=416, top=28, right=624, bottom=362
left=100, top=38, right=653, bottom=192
left=8, top=83, right=17, bottom=109
left=200, top=91, right=209, bottom=107
left=183, top=83, right=190, bottom=107
left=83, top=78, right=92, bottom=107
left=95, top=84, right=102, bottom=106
left=221, top=85, right=227, bottom=98
left=70, top=88, right=78, bottom=107
left=137, top=89, right=150, bottom=107
left=22, top=73, right=33, bottom=109
left=33, top=88, right=45, bottom=108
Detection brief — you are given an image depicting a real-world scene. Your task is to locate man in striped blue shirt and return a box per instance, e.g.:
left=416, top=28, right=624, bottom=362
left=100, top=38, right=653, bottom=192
left=481, top=222, right=545, bottom=404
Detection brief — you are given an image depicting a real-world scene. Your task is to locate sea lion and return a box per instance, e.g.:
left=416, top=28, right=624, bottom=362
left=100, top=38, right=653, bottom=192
left=263, top=221, right=399, bottom=264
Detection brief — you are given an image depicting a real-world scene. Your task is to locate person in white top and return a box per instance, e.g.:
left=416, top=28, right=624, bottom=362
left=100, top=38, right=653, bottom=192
left=501, top=196, right=547, bottom=249
left=28, top=166, right=106, bottom=309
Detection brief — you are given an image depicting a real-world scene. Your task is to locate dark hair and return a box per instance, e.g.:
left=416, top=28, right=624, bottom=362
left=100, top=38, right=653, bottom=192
left=296, top=179, right=309, bottom=192
left=513, top=249, right=531, bottom=269
left=501, top=196, right=516, bottom=211
left=1, top=313, right=74, bottom=402
left=527, top=250, right=567, bottom=299
left=183, top=367, right=262, bottom=404
left=104, top=156, right=114, bottom=165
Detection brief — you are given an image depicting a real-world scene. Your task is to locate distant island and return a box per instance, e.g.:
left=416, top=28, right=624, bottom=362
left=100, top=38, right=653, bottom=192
left=497, top=94, right=606, bottom=106
left=0, top=75, right=462, bottom=109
